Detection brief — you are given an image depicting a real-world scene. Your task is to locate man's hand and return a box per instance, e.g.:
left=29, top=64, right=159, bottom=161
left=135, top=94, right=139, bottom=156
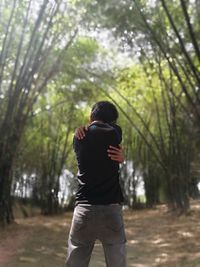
left=75, top=125, right=88, bottom=140
left=107, top=145, right=125, bottom=163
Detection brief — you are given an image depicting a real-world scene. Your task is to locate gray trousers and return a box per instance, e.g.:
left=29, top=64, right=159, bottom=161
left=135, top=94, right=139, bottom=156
left=66, top=204, right=127, bottom=267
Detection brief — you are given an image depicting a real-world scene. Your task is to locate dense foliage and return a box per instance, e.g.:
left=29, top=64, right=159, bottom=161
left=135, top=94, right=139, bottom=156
left=0, top=0, right=199, bottom=225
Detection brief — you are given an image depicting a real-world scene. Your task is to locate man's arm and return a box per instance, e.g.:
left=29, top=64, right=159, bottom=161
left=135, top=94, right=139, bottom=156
left=107, top=145, right=124, bottom=164
left=75, top=125, right=88, bottom=140
left=74, top=126, right=125, bottom=163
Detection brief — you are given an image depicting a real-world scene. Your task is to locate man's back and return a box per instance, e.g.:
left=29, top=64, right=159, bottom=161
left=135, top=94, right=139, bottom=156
left=66, top=101, right=126, bottom=267
left=73, top=121, right=123, bottom=206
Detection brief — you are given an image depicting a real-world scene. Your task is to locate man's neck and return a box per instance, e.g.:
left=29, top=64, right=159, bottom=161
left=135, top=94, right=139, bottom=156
left=90, top=120, right=104, bottom=125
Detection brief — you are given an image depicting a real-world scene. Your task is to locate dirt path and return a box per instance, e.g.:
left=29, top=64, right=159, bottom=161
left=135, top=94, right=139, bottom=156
left=0, top=202, right=200, bottom=267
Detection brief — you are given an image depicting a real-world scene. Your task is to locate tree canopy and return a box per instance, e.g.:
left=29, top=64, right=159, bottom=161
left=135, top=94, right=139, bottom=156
left=0, top=0, right=199, bottom=225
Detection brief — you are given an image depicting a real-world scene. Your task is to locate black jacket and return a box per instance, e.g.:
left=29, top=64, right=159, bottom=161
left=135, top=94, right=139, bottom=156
left=73, top=121, right=124, bottom=206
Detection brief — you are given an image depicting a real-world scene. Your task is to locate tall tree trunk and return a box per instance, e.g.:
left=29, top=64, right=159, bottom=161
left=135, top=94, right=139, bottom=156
left=0, top=159, right=14, bottom=225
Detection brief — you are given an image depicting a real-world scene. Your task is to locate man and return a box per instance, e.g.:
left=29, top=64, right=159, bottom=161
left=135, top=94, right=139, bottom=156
left=66, top=101, right=126, bottom=267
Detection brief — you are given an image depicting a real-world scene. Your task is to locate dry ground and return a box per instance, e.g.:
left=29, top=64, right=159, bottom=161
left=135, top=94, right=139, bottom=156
left=0, top=201, right=200, bottom=267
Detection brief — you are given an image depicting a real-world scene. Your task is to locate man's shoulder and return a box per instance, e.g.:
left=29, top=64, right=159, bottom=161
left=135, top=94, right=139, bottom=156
left=87, top=123, right=117, bottom=136
left=88, top=122, right=122, bottom=144
left=109, top=123, right=122, bottom=141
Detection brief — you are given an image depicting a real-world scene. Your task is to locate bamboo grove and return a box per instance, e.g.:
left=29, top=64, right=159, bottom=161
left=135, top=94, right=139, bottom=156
left=0, top=0, right=199, bottom=225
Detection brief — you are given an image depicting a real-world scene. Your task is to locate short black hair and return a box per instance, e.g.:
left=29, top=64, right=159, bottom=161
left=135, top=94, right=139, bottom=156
left=90, top=101, right=118, bottom=123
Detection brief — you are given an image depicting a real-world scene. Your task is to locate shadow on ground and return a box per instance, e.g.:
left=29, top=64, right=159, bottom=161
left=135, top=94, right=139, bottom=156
left=0, top=201, right=200, bottom=267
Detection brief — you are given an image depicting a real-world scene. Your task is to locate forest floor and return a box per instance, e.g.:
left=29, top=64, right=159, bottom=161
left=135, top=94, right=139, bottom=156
left=0, top=201, right=200, bottom=267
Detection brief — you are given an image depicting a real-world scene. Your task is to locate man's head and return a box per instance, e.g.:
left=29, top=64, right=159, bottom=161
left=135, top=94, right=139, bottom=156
left=90, top=101, right=118, bottom=123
